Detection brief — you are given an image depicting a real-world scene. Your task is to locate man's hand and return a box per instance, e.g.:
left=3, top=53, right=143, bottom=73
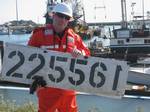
left=71, top=47, right=83, bottom=57
left=29, top=76, right=47, bottom=94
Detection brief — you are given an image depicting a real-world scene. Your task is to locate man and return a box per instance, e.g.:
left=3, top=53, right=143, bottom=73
left=28, top=2, right=90, bottom=112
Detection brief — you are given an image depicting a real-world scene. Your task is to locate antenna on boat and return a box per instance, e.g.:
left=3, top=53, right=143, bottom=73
left=130, top=2, right=136, bottom=29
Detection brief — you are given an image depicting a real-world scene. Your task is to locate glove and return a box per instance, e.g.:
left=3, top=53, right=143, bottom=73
left=71, top=47, right=83, bottom=57
left=29, top=75, right=47, bottom=94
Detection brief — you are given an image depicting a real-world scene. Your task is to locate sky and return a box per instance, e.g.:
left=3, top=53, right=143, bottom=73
left=0, top=0, right=150, bottom=24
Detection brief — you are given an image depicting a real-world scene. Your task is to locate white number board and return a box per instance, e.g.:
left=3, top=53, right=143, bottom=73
left=1, top=43, right=129, bottom=98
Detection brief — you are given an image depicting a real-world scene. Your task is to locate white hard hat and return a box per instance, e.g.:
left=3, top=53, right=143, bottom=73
left=52, top=3, right=73, bottom=18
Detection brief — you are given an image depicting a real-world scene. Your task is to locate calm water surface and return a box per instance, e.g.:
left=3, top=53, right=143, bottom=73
left=0, top=34, right=31, bottom=45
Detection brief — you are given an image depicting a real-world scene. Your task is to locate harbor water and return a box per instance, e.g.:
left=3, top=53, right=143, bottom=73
left=1, top=34, right=150, bottom=112
left=1, top=86, right=150, bottom=112
left=0, top=34, right=31, bottom=45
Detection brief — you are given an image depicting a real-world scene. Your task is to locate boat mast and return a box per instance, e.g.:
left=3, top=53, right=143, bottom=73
left=142, top=0, right=145, bottom=26
left=82, top=7, right=85, bottom=22
left=16, top=0, right=19, bottom=22
left=121, top=0, right=127, bottom=28
left=46, top=0, right=56, bottom=24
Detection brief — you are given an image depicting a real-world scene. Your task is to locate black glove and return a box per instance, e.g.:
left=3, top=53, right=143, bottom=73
left=29, top=76, right=47, bottom=94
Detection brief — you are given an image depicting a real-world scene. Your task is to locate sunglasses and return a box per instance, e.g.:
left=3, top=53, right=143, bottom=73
left=55, top=13, right=70, bottom=20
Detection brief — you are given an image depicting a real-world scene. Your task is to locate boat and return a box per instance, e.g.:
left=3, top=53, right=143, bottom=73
left=0, top=26, right=12, bottom=35
left=109, top=0, right=150, bottom=63
left=128, top=58, right=150, bottom=85
left=0, top=30, right=9, bottom=35
left=12, top=29, right=28, bottom=35
left=110, top=20, right=150, bottom=56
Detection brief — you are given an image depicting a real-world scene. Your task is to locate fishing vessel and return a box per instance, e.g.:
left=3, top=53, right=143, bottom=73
left=109, top=0, right=150, bottom=62
left=110, top=20, right=150, bottom=53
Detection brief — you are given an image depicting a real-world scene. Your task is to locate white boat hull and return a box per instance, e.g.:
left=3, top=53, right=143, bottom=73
left=110, top=38, right=150, bottom=53
left=128, top=70, right=150, bottom=85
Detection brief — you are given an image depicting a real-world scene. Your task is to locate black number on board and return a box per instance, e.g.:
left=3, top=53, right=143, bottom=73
left=112, top=65, right=122, bottom=90
left=69, top=58, right=87, bottom=86
left=26, top=53, right=45, bottom=79
left=48, top=56, right=67, bottom=83
left=6, top=51, right=24, bottom=78
left=5, top=49, right=124, bottom=91
left=89, top=62, right=106, bottom=88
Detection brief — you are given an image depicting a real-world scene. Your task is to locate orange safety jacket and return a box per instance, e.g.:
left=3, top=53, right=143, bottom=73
left=28, top=24, right=90, bottom=56
left=28, top=24, right=90, bottom=112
